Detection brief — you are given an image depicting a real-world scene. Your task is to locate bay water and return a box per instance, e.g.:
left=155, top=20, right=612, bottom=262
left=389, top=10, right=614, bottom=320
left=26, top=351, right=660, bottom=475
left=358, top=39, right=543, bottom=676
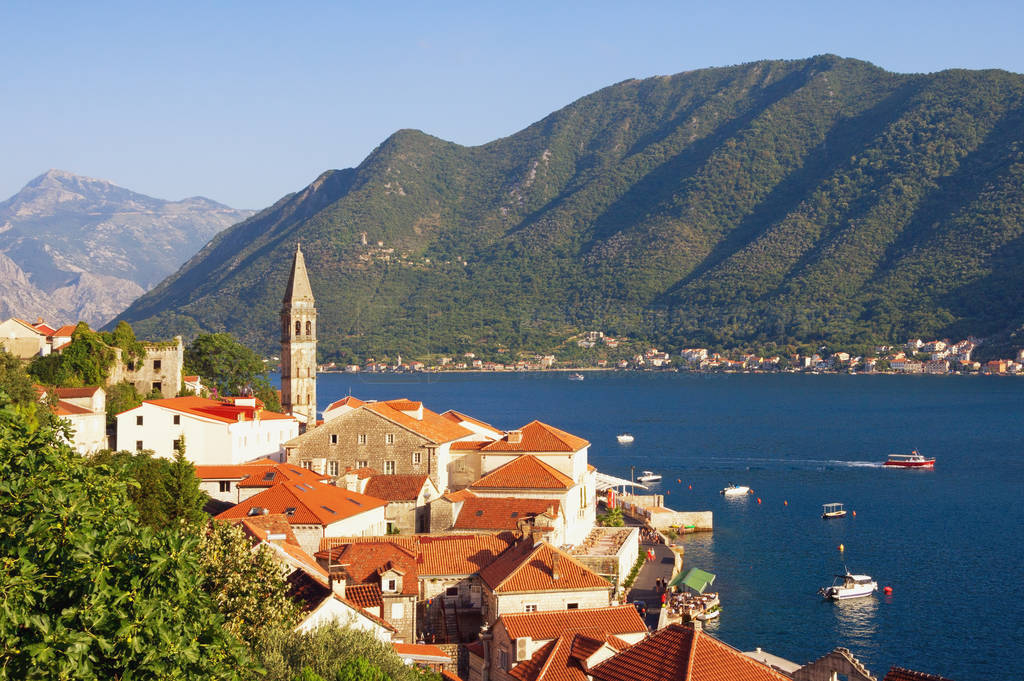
left=290, top=370, right=1022, bottom=680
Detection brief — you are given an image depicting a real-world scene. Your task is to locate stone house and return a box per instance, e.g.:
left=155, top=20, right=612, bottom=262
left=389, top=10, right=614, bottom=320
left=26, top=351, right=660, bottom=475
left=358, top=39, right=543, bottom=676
left=467, top=604, right=647, bottom=681
left=215, top=480, right=388, bottom=555
left=477, top=538, right=613, bottom=626
left=359, top=474, right=439, bottom=534
left=107, top=336, right=184, bottom=399
left=0, top=318, right=49, bottom=358
left=283, top=398, right=502, bottom=493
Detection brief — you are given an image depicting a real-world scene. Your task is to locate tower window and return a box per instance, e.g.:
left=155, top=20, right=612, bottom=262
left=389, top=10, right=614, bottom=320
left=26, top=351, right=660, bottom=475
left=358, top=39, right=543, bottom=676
left=305, top=321, right=312, bottom=336
left=295, top=321, right=301, bottom=336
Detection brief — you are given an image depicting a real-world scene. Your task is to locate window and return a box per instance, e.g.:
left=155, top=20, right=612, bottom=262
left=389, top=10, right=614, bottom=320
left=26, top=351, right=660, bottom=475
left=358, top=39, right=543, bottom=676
left=385, top=433, right=395, bottom=445
left=153, top=359, right=162, bottom=370
left=330, top=433, right=338, bottom=444
left=412, top=452, right=421, bottom=465
left=295, top=321, right=301, bottom=336
left=219, top=481, right=231, bottom=493
left=328, top=461, right=339, bottom=476
left=384, top=460, right=396, bottom=475
left=172, top=439, right=181, bottom=452
left=524, top=604, right=538, bottom=612
left=499, top=649, right=509, bottom=671
left=356, top=460, right=368, bottom=469
left=385, top=579, right=397, bottom=592
left=391, top=602, right=404, bottom=619
left=173, top=414, right=180, bottom=425
left=357, top=434, right=367, bottom=445
left=566, top=602, right=579, bottom=610
left=305, top=321, right=312, bottom=336
left=152, top=381, right=162, bottom=394
left=136, top=415, right=143, bottom=426
left=446, top=586, right=459, bottom=597
left=136, top=440, right=143, bottom=451
left=301, top=460, right=313, bottom=470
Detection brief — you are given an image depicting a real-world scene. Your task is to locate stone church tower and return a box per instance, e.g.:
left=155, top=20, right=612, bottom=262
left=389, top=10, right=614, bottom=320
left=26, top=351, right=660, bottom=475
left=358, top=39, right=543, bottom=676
left=281, top=244, right=317, bottom=427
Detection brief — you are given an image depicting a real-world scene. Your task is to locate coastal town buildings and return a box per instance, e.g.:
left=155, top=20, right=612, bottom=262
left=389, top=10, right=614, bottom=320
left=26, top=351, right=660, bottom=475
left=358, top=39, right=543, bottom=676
left=38, top=385, right=107, bottom=453
left=115, top=395, right=298, bottom=464
left=195, top=459, right=329, bottom=505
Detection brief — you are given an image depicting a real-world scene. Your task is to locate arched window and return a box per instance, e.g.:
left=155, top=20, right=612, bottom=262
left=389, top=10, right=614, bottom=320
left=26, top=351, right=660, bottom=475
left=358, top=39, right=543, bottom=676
left=305, top=320, right=312, bottom=336
left=295, top=321, right=301, bottom=336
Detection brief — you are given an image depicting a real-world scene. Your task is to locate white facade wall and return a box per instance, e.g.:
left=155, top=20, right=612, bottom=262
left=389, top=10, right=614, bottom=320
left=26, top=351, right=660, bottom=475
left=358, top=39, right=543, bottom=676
left=61, top=412, right=107, bottom=454
left=116, top=402, right=298, bottom=465
left=296, top=597, right=393, bottom=640
left=491, top=588, right=611, bottom=623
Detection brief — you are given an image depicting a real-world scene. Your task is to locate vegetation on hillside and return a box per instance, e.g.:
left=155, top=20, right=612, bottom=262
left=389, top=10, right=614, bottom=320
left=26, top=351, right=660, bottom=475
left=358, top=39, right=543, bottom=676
left=113, top=56, right=1024, bottom=361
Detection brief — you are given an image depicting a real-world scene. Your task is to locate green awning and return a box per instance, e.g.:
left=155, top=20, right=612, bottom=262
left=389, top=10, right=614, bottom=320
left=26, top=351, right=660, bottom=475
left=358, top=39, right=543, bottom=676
left=668, top=567, right=716, bottom=593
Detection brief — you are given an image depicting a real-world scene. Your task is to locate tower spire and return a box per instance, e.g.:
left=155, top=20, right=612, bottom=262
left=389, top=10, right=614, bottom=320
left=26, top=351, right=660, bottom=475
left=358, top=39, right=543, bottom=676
left=281, top=243, right=317, bottom=428
left=283, top=243, right=314, bottom=304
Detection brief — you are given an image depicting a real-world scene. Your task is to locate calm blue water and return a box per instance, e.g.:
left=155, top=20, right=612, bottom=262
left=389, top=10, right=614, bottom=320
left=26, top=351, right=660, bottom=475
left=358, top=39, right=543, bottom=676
left=281, top=370, right=1023, bottom=680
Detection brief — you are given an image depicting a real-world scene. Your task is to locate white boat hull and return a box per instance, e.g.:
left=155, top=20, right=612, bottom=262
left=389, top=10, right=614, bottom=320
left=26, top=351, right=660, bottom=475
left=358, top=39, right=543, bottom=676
left=721, top=486, right=750, bottom=496
left=617, top=435, right=634, bottom=444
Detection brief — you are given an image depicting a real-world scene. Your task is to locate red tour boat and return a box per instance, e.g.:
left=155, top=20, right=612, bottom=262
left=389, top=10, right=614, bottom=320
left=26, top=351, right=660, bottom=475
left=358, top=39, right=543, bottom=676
left=883, top=450, right=935, bottom=468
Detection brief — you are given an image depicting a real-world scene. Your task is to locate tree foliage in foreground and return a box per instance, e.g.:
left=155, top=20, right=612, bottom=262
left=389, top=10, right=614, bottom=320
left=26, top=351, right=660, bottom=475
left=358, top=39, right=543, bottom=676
left=0, top=394, right=253, bottom=680
left=184, top=333, right=281, bottom=411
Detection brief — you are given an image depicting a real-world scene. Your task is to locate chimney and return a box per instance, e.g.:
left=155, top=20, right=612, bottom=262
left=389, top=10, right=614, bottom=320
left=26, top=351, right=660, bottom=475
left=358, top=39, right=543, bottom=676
left=507, top=430, right=522, bottom=444
left=551, top=553, right=560, bottom=581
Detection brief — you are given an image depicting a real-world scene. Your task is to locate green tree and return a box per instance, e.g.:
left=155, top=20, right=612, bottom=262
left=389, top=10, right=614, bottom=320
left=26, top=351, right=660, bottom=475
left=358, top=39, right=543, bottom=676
left=164, top=438, right=209, bottom=528
left=102, top=320, right=147, bottom=367
left=597, top=506, right=625, bottom=527
left=0, top=392, right=254, bottom=680
left=198, top=520, right=302, bottom=646
left=0, top=347, right=38, bottom=407
left=334, top=657, right=389, bottom=681
left=185, top=333, right=281, bottom=411
left=104, top=380, right=143, bottom=426
left=27, top=322, right=116, bottom=387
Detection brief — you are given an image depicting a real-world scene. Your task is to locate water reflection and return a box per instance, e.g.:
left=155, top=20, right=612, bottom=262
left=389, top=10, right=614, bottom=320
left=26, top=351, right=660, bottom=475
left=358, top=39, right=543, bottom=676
left=831, top=596, right=878, bottom=646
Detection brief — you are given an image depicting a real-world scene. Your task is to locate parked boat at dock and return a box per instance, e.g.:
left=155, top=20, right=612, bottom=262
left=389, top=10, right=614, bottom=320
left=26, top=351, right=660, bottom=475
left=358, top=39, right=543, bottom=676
left=884, top=450, right=935, bottom=468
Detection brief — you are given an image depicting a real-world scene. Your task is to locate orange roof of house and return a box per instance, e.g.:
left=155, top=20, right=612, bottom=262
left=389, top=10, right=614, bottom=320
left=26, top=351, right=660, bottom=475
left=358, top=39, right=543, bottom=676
left=363, top=399, right=472, bottom=444
left=284, top=570, right=395, bottom=633
left=442, top=488, right=477, bottom=503
left=471, top=455, right=574, bottom=490
left=325, top=396, right=365, bottom=411
left=54, top=386, right=102, bottom=398
left=441, top=409, right=502, bottom=432
left=194, top=462, right=328, bottom=487
left=53, top=400, right=93, bottom=416
left=234, top=512, right=300, bottom=545
left=481, top=420, right=589, bottom=453
left=317, top=540, right=419, bottom=595
left=882, top=668, right=955, bottom=681
left=33, top=322, right=57, bottom=335
left=52, top=324, right=78, bottom=336
left=453, top=496, right=560, bottom=532
left=440, top=671, right=462, bottom=681
left=315, top=533, right=517, bottom=577
left=392, top=642, right=450, bottom=662
left=500, top=605, right=647, bottom=642
left=215, top=480, right=386, bottom=527
left=450, top=440, right=490, bottom=450
left=127, top=395, right=295, bottom=423
left=183, top=375, right=200, bottom=382
left=510, top=631, right=628, bottom=681
left=345, top=583, right=383, bottom=609
left=590, top=624, right=790, bottom=681
left=363, top=474, right=429, bottom=501
left=480, top=541, right=611, bottom=594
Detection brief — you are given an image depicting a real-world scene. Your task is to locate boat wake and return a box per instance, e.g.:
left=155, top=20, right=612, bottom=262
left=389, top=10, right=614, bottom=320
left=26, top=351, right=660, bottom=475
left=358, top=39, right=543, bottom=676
left=701, top=457, right=884, bottom=470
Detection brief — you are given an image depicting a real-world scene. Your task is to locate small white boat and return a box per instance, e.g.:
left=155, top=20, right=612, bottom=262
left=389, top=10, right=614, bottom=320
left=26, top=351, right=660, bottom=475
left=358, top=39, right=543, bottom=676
left=819, top=571, right=877, bottom=600
left=636, top=470, right=662, bottom=482
left=696, top=608, right=720, bottom=621
left=720, top=484, right=750, bottom=496
left=822, top=502, right=847, bottom=519
left=616, top=433, right=635, bottom=444
left=568, top=372, right=585, bottom=381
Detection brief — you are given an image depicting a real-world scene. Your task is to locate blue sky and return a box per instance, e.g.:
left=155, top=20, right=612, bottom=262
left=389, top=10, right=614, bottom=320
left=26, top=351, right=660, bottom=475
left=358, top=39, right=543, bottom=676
left=2, top=1, right=1021, bottom=208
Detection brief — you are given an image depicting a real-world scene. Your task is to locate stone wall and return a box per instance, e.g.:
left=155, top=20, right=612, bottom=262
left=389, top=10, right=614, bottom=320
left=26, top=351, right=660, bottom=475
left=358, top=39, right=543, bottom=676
left=108, top=337, right=183, bottom=399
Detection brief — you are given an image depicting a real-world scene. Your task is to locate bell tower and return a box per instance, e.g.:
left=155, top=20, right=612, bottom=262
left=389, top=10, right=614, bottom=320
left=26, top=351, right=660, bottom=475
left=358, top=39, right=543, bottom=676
left=281, top=243, right=317, bottom=427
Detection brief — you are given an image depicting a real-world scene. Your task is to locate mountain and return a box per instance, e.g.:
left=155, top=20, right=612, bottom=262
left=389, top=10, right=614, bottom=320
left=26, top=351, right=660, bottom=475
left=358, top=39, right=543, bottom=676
left=114, top=56, right=1024, bottom=359
left=0, top=170, right=254, bottom=327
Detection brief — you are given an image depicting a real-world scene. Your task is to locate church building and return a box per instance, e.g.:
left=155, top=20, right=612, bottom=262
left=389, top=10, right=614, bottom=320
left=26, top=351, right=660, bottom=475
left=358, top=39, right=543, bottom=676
left=281, top=244, right=317, bottom=427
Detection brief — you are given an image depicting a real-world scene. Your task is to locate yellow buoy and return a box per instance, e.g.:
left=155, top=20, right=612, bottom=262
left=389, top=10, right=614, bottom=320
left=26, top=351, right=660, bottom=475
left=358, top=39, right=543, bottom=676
left=839, top=543, right=845, bottom=552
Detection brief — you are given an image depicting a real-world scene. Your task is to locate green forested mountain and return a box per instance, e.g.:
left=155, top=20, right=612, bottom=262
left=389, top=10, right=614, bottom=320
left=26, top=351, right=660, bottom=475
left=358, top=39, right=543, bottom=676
left=115, top=55, right=1024, bottom=360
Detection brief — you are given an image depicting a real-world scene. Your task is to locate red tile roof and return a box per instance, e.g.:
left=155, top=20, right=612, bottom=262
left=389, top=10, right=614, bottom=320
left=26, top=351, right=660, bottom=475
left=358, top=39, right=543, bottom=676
left=480, top=541, right=611, bottom=594
left=54, top=386, right=103, bottom=398
left=316, top=533, right=517, bottom=577
left=882, top=668, right=956, bottom=681
left=443, top=488, right=477, bottom=503
left=454, top=496, right=560, bottom=531
left=363, top=474, right=430, bottom=501
left=128, top=395, right=295, bottom=423
left=500, top=605, right=647, bottom=642
left=325, top=396, right=365, bottom=411
left=215, top=480, right=386, bottom=526
left=441, top=409, right=503, bottom=433
left=450, top=440, right=490, bottom=450
left=194, top=462, right=328, bottom=487
left=392, top=642, right=450, bottom=663
left=319, top=541, right=419, bottom=595
left=53, top=324, right=77, bottom=336
left=590, top=624, right=790, bottom=681
left=481, top=421, right=589, bottom=452
left=54, top=400, right=93, bottom=416
left=471, top=455, right=574, bottom=490
left=363, top=399, right=472, bottom=444
left=510, top=631, right=626, bottom=681
left=234, top=513, right=301, bottom=546
left=33, top=322, right=57, bottom=335
left=345, top=583, right=383, bottom=609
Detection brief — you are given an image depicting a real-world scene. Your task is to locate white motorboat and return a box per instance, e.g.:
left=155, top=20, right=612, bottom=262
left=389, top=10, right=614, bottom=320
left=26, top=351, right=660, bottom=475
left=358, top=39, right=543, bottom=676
left=720, top=484, right=750, bottom=496
left=616, top=433, right=635, bottom=444
left=636, top=470, right=662, bottom=482
left=696, top=608, right=720, bottom=621
left=568, top=372, right=585, bottom=381
left=819, top=571, right=878, bottom=600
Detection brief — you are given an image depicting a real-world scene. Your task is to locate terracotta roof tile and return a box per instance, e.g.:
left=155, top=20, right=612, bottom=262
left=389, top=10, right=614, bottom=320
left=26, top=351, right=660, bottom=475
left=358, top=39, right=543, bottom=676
left=471, top=455, right=574, bottom=490
left=126, top=395, right=295, bottom=423
left=54, top=400, right=93, bottom=416
left=443, top=489, right=477, bottom=503
left=363, top=474, right=429, bottom=501
left=453, top=496, right=560, bottom=531
left=235, top=513, right=300, bottom=546
left=318, top=541, right=419, bottom=595
left=480, top=541, right=611, bottom=594
left=53, top=324, right=77, bottom=336
left=501, top=605, right=647, bottom=642
left=481, top=421, right=589, bottom=452
left=325, top=396, right=365, bottom=411
left=392, top=642, right=450, bottom=661
left=441, top=409, right=503, bottom=433
left=450, top=440, right=489, bottom=450
left=590, top=624, right=790, bottom=681
left=316, top=533, right=517, bottom=577
left=53, top=386, right=102, bottom=398
left=345, top=583, right=383, bottom=609
left=364, top=400, right=472, bottom=443
left=215, top=480, right=386, bottom=526
left=882, top=667, right=956, bottom=681
left=194, top=462, right=328, bottom=487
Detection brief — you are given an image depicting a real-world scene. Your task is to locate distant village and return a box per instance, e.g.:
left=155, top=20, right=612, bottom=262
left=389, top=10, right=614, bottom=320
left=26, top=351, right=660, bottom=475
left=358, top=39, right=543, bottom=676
left=322, top=331, right=1024, bottom=377
left=0, top=246, right=960, bottom=681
